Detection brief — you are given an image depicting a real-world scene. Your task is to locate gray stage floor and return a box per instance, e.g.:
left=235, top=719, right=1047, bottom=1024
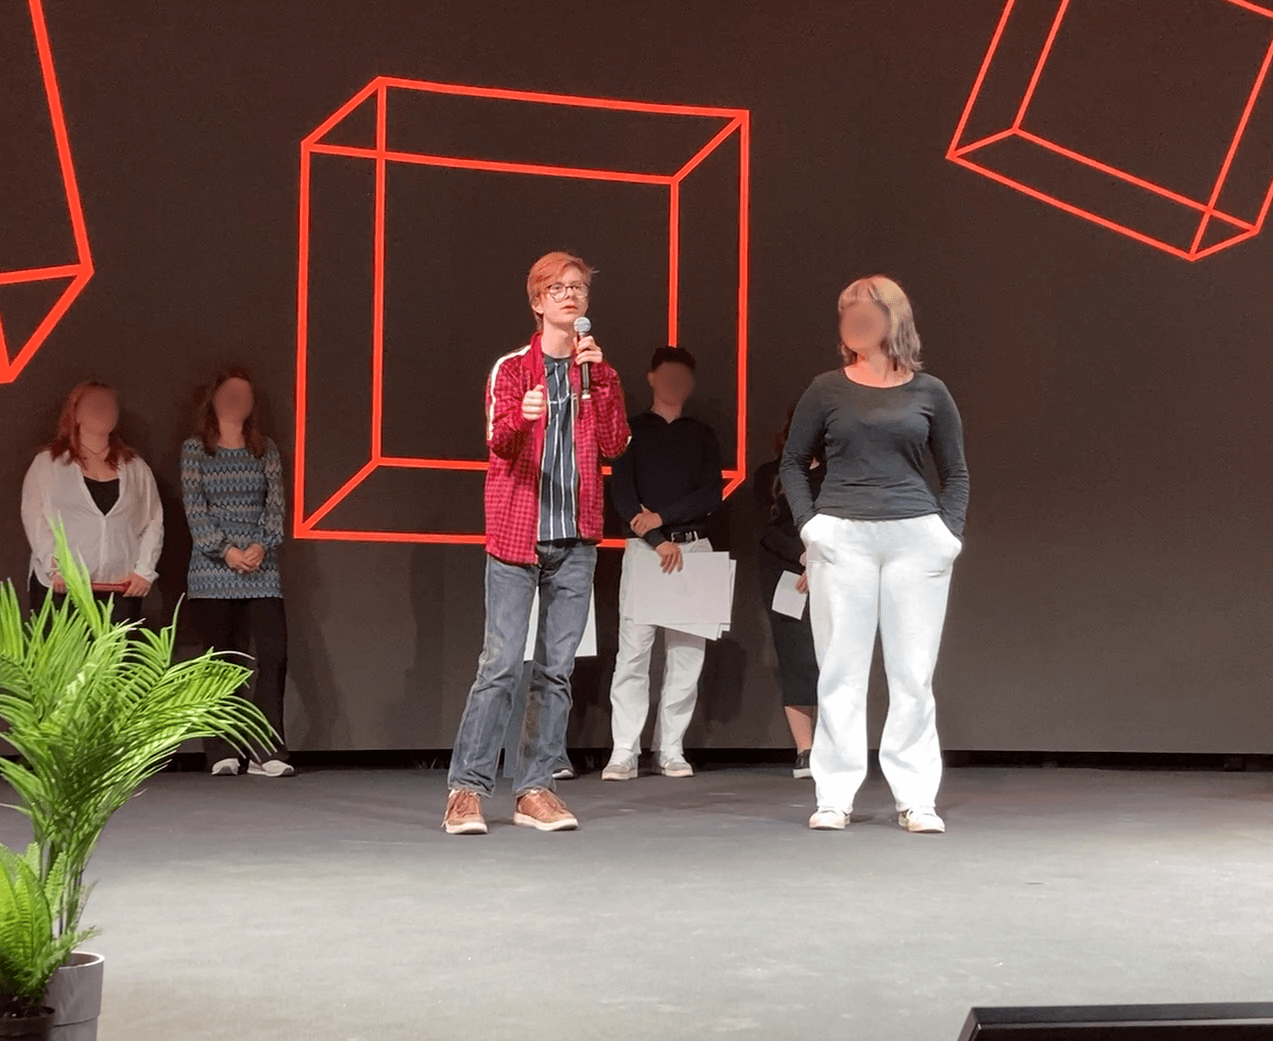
left=3, top=764, right=1271, bottom=1041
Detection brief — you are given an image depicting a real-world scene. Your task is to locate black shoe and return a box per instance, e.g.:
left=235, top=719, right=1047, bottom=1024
left=793, top=750, right=812, bottom=780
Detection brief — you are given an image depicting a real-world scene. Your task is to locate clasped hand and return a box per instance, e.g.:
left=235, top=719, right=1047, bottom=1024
left=225, top=543, right=265, bottom=574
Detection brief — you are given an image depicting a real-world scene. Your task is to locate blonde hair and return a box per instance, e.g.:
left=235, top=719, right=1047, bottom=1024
left=837, top=275, right=923, bottom=373
left=526, top=251, right=594, bottom=330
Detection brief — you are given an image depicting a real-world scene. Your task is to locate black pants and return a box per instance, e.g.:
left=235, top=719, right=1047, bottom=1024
left=29, top=574, right=144, bottom=626
left=758, top=555, right=820, bottom=708
left=188, top=597, right=290, bottom=766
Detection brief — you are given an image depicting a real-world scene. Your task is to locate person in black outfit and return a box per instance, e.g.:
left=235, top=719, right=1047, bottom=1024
left=754, top=407, right=825, bottom=779
left=604, top=346, right=723, bottom=780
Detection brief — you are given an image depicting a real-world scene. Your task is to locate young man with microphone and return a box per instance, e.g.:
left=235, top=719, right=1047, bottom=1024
left=443, top=251, right=630, bottom=835
left=603, top=346, right=723, bottom=781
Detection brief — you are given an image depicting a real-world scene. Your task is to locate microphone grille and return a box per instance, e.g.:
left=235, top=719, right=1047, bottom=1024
left=573, top=316, right=592, bottom=335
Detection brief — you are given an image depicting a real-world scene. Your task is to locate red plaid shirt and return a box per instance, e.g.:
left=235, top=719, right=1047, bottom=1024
left=484, top=334, right=630, bottom=564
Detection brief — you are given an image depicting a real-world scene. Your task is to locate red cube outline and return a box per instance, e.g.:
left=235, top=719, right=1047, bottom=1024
left=947, top=0, right=1273, bottom=261
left=293, top=76, right=751, bottom=545
left=0, top=0, right=93, bottom=383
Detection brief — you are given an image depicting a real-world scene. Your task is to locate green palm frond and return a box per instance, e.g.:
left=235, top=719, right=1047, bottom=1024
left=0, top=521, right=277, bottom=940
left=0, top=843, right=97, bottom=1015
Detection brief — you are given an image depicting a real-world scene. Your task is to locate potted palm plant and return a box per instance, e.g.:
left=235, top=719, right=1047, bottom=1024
left=0, top=843, right=96, bottom=1040
left=0, top=523, right=276, bottom=1040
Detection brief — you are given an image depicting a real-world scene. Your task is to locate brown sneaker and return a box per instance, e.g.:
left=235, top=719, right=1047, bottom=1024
left=442, top=789, right=487, bottom=835
left=513, top=788, right=578, bottom=831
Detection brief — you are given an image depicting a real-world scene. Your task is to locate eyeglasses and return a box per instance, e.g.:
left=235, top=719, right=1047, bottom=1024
left=545, top=282, right=590, bottom=301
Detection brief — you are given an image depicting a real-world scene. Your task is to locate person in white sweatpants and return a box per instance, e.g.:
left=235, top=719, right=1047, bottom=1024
left=609, top=535, right=714, bottom=773
left=802, top=513, right=960, bottom=817
left=781, top=275, right=969, bottom=834
left=605, top=346, right=724, bottom=780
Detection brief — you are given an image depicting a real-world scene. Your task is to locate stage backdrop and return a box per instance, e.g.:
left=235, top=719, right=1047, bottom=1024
left=2, top=0, right=1271, bottom=753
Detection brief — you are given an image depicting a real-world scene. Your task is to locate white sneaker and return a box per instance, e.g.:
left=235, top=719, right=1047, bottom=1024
left=552, top=763, right=577, bottom=780
left=654, top=752, right=694, bottom=778
left=809, top=808, right=848, bottom=830
left=898, top=807, right=945, bottom=833
left=247, top=759, right=295, bottom=777
left=601, top=752, right=638, bottom=781
left=209, top=758, right=240, bottom=776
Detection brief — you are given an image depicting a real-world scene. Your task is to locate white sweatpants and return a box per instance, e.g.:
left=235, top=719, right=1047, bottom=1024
left=802, top=512, right=961, bottom=814
left=609, top=537, right=711, bottom=757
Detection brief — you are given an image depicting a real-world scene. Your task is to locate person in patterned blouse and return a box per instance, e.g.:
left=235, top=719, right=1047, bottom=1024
left=180, top=367, right=293, bottom=778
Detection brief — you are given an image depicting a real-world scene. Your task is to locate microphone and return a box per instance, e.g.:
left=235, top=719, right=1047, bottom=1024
left=574, top=315, right=592, bottom=400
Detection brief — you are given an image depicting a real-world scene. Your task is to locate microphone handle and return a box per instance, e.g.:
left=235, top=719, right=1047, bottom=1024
left=576, top=329, right=592, bottom=399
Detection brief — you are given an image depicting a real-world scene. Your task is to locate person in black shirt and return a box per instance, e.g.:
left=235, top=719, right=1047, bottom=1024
left=782, top=276, right=969, bottom=835
left=754, top=407, right=824, bottom=780
left=605, top=346, right=722, bottom=780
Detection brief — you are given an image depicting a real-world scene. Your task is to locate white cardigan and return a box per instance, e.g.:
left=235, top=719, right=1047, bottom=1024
left=21, top=450, right=164, bottom=586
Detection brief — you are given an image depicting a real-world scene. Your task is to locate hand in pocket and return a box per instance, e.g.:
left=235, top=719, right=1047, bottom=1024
left=799, top=514, right=825, bottom=546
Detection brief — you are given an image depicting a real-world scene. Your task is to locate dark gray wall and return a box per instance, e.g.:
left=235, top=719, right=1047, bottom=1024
left=2, top=0, right=1271, bottom=752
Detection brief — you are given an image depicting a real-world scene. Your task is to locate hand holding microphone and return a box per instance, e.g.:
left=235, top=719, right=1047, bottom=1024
left=573, top=316, right=602, bottom=400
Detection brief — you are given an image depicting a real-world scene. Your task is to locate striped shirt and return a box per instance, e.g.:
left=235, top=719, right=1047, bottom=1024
left=538, top=354, right=578, bottom=541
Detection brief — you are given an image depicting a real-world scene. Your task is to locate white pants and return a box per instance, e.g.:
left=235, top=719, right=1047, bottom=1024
left=802, top=513, right=961, bottom=814
left=609, top=537, right=711, bottom=756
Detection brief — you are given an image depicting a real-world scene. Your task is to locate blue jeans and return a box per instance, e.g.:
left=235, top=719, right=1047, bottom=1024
left=449, top=541, right=597, bottom=796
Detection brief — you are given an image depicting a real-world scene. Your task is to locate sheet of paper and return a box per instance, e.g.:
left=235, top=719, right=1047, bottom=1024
left=666, top=560, right=735, bottom=641
left=633, top=547, right=743, bottom=636
left=523, top=587, right=597, bottom=660
left=771, top=570, right=808, bottom=620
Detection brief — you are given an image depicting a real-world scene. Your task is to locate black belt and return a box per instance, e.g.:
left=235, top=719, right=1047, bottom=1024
left=668, top=529, right=708, bottom=543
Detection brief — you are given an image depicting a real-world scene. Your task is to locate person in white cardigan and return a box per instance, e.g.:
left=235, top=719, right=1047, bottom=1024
left=21, top=380, right=163, bottom=624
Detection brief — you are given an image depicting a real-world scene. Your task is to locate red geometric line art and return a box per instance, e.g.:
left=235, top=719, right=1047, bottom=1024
left=948, top=0, right=1273, bottom=260
left=0, top=0, right=92, bottom=382
left=294, top=76, right=751, bottom=544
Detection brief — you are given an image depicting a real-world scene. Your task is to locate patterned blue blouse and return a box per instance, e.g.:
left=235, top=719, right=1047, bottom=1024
left=180, top=437, right=285, bottom=599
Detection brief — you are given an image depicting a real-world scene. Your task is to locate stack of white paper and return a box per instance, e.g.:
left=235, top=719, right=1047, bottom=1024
left=624, top=550, right=736, bottom=640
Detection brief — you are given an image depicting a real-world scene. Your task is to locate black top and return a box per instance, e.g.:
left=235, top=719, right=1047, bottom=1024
left=610, top=410, right=723, bottom=547
left=780, top=369, right=969, bottom=538
left=754, top=458, right=826, bottom=569
left=83, top=474, right=121, bottom=516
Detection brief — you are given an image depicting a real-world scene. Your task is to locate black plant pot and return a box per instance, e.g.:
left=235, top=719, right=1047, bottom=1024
left=0, top=1008, right=55, bottom=1041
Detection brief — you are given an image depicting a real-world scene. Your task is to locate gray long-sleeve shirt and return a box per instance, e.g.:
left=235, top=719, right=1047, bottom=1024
left=779, top=369, right=969, bottom=539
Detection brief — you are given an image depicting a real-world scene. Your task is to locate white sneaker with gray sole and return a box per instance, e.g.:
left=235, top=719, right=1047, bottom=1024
left=247, top=759, right=295, bottom=777
left=654, top=753, right=694, bottom=778
left=809, top=808, right=848, bottom=830
left=601, top=752, right=638, bottom=781
left=898, top=807, right=945, bottom=833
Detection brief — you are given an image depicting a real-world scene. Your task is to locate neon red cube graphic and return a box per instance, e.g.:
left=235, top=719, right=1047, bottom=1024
left=294, top=77, right=750, bottom=544
left=948, top=0, right=1273, bottom=260
left=0, top=0, right=92, bottom=383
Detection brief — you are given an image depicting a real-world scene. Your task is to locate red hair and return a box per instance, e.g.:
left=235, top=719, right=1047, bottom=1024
left=47, top=381, right=135, bottom=468
left=195, top=367, right=267, bottom=457
left=526, top=251, right=593, bottom=330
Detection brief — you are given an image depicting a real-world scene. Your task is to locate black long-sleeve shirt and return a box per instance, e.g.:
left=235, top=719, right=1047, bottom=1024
left=610, top=411, right=723, bottom=547
left=780, top=370, right=969, bottom=539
